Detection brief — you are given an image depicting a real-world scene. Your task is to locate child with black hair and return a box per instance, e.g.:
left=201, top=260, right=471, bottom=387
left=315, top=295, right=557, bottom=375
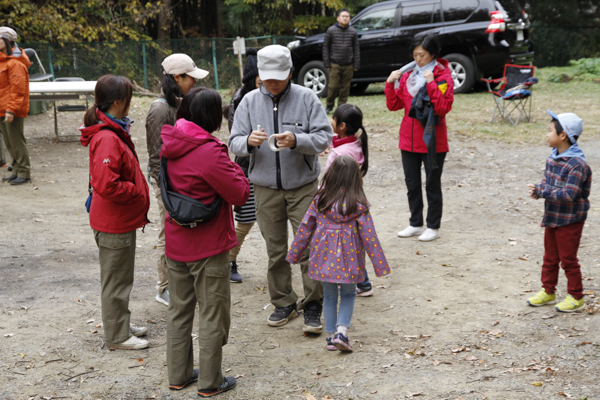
left=326, top=104, right=374, bottom=297
left=527, top=110, right=591, bottom=313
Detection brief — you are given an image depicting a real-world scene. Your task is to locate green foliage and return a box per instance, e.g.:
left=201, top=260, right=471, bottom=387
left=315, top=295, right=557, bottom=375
left=570, top=58, right=600, bottom=75
left=0, top=0, right=161, bottom=43
left=293, top=15, right=335, bottom=35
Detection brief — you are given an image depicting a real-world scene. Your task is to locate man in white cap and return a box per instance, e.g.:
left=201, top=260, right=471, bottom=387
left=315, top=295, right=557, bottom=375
left=228, top=45, right=333, bottom=333
left=527, top=110, right=591, bottom=313
left=145, top=53, right=208, bottom=307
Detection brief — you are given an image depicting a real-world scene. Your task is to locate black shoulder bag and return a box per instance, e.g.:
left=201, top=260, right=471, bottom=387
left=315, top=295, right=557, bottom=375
left=159, top=156, right=222, bottom=228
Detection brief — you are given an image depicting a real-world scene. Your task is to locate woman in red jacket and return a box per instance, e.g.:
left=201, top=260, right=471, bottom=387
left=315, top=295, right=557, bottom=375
left=80, top=75, right=151, bottom=350
left=160, top=87, right=249, bottom=396
left=385, top=34, right=454, bottom=242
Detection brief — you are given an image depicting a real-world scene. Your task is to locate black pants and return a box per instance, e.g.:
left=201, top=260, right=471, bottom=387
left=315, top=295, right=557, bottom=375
left=401, top=150, right=447, bottom=229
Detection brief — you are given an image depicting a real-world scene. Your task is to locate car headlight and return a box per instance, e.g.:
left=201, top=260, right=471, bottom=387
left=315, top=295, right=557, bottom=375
left=287, top=40, right=300, bottom=50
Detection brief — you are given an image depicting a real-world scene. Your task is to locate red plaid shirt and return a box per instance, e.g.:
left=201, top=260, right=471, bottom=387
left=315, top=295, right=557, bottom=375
left=533, top=156, right=591, bottom=228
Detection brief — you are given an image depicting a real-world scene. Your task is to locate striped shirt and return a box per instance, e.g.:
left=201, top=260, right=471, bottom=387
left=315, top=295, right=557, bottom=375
left=235, top=182, right=256, bottom=223
left=534, top=156, right=591, bottom=228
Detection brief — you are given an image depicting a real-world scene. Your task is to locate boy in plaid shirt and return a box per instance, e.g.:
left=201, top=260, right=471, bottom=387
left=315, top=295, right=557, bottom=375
left=526, top=110, right=591, bottom=312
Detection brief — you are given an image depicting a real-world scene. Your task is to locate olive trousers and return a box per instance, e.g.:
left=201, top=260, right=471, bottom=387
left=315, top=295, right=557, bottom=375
left=166, top=251, right=230, bottom=390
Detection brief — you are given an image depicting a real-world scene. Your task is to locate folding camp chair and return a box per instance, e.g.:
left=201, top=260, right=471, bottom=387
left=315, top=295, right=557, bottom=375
left=481, top=64, right=537, bottom=126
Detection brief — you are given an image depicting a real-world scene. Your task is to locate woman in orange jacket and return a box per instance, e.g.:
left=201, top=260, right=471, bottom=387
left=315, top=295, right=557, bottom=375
left=0, top=27, right=31, bottom=185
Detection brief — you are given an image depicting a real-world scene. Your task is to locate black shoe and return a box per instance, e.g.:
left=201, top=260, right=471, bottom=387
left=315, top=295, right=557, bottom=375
left=2, top=175, right=17, bottom=182
left=230, top=261, right=242, bottom=283
left=7, top=165, right=12, bottom=171
left=0, top=160, right=7, bottom=167
left=324, top=106, right=333, bottom=114
left=197, top=376, right=236, bottom=397
left=303, top=301, right=323, bottom=334
left=267, top=303, right=298, bottom=327
left=10, top=177, right=30, bottom=185
left=169, top=368, right=199, bottom=390
left=356, top=282, right=373, bottom=297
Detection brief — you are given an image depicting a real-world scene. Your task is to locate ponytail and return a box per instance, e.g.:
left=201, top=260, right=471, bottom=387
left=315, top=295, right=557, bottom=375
left=83, top=75, right=133, bottom=127
left=160, top=73, right=184, bottom=108
left=358, top=126, right=369, bottom=177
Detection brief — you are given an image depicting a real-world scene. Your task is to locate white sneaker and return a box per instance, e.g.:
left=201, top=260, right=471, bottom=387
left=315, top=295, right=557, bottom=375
left=397, top=226, right=425, bottom=237
left=156, top=288, right=169, bottom=306
left=130, top=324, right=148, bottom=337
left=108, top=335, right=149, bottom=350
left=419, top=228, right=440, bottom=242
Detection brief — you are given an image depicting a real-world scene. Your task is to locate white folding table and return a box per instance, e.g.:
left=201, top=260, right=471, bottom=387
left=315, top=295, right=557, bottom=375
left=29, top=81, right=96, bottom=142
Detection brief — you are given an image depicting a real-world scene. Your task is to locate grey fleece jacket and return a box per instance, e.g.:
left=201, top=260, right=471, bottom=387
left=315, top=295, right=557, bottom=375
left=228, top=83, right=333, bottom=190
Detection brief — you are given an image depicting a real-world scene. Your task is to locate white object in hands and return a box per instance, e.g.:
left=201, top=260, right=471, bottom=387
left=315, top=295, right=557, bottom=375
left=268, top=134, right=282, bottom=152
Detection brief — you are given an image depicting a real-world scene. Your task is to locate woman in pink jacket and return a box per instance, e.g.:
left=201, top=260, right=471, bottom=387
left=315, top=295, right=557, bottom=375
left=160, top=87, right=249, bottom=397
left=385, top=34, right=454, bottom=242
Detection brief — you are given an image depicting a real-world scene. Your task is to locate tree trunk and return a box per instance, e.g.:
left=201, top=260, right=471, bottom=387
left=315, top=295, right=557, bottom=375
left=200, top=0, right=220, bottom=37
left=157, top=0, right=172, bottom=40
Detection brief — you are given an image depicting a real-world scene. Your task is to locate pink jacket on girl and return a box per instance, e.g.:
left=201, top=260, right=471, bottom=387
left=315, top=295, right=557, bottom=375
left=325, top=134, right=364, bottom=172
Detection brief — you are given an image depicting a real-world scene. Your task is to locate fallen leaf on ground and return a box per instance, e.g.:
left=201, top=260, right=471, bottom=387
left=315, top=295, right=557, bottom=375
left=558, top=392, right=572, bottom=398
left=346, top=381, right=353, bottom=387
left=305, top=393, right=318, bottom=400
left=4, top=333, right=14, bottom=338
left=531, top=382, right=542, bottom=386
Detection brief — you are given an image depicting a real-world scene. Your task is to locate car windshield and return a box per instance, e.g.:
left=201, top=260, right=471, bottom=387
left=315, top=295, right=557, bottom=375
left=352, top=8, right=396, bottom=32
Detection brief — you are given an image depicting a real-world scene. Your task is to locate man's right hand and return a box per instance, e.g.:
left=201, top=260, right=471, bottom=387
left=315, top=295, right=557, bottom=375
left=386, top=70, right=403, bottom=84
left=248, top=129, right=268, bottom=147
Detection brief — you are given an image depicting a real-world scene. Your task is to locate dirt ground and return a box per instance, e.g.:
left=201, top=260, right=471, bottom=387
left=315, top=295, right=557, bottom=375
left=1, top=95, right=599, bottom=400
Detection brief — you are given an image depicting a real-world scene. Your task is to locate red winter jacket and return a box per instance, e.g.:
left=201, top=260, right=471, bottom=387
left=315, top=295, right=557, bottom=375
left=80, top=110, right=150, bottom=233
left=161, top=119, right=250, bottom=262
left=385, top=58, right=454, bottom=153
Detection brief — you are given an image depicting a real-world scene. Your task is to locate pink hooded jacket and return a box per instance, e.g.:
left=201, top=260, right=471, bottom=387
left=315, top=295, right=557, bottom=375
left=160, top=119, right=249, bottom=262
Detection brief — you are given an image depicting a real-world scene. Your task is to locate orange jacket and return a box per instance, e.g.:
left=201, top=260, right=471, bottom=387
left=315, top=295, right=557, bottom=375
left=0, top=48, right=31, bottom=118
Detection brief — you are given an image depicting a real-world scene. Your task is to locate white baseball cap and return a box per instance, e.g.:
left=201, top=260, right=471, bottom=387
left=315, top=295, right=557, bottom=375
left=547, top=110, right=583, bottom=142
left=257, top=45, right=293, bottom=81
left=0, top=27, right=17, bottom=41
left=162, top=54, right=209, bottom=80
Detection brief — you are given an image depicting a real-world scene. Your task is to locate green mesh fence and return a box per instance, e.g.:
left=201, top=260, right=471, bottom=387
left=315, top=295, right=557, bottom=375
left=20, top=35, right=296, bottom=90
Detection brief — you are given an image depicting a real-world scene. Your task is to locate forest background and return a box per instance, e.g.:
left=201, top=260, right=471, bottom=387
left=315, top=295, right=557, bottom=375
left=0, top=0, right=598, bottom=67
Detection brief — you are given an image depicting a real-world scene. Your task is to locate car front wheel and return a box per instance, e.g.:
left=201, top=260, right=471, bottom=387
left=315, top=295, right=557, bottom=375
left=444, top=53, right=475, bottom=94
left=298, top=61, right=329, bottom=98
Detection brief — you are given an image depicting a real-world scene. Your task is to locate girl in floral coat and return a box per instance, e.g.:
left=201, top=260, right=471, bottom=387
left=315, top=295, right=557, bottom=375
left=287, top=156, right=391, bottom=352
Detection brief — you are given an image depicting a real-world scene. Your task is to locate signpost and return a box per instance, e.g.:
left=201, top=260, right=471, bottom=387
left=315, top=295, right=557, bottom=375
left=233, top=36, right=246, bottom=84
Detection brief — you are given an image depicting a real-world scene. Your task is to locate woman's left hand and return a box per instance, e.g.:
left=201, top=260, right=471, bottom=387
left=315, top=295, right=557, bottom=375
left=424, top=70, right=434, bottom=84
left=4, top=112, right=14, bottom=123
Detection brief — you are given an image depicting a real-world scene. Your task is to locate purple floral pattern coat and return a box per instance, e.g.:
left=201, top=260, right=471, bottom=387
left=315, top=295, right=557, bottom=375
left=286, top=200, right=391, bottom=284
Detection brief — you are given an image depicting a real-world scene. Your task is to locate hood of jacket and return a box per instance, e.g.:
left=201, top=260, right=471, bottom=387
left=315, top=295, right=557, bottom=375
left=0, top=48, right=32, bottom=69
left=79, top=109, right=131, bottom=147
left=161, top=118, right=215, bottom=160
left=433, top=58, right=449, bottom=76
left=322, top=200, right=369, bottom=223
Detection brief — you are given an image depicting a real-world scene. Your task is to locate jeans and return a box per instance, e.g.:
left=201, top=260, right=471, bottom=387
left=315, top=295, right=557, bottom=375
left=322, top=281, right=357, bottom=334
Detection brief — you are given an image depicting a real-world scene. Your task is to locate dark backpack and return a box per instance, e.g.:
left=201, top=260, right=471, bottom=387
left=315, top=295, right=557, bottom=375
left=159, top=156, right=222, bottom=228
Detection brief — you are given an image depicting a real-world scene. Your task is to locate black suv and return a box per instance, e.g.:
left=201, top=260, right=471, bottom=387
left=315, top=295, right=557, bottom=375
left=287, top=0, right=534, bottom=94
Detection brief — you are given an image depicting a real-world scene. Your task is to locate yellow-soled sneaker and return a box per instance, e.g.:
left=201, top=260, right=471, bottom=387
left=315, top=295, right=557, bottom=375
left=555, top=294, right=585, bottom=313
left=527, top=290, right=556, bottom=307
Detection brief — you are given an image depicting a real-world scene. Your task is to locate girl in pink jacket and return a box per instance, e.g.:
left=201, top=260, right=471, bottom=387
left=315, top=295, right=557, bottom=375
left=325, top=103, right=368, bottom=176
left=287, top=156, right=390, bottom=352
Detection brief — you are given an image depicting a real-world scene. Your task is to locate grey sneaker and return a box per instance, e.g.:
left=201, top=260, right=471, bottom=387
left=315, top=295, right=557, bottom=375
left=130, top=324, right=148, bottom=337
left=156, top=288, right=169, bottom=306
left=108, top=335, right=149, bottom=350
